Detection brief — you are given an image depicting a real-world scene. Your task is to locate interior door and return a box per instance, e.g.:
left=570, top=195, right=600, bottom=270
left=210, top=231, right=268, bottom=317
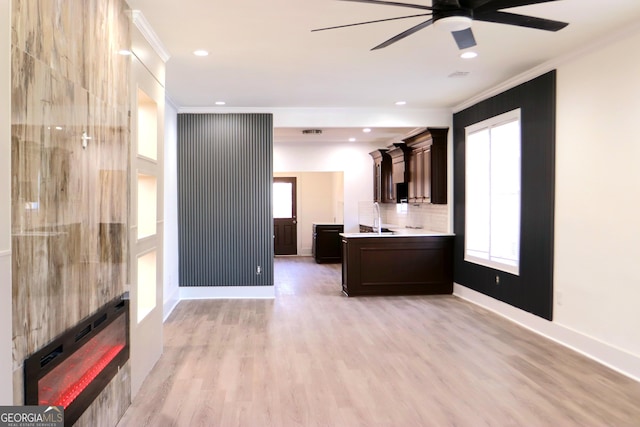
left=273, top=177, right=297, bottom=255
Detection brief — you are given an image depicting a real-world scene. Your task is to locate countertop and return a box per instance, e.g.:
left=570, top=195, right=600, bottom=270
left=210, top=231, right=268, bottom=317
left=312, top=222, right=343, bottom=226
left=341, top=227, right=454, bottom=238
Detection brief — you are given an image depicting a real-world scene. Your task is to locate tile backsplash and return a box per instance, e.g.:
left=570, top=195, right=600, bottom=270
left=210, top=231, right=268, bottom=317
left=359, top=202, right=450, bottom=233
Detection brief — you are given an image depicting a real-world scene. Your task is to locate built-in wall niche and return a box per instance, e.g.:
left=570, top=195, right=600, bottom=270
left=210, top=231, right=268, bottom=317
left=137, top=250, right=157, bottom=323
left=137, top=89, right=158, bottom=161
left=137, top=173, right=157, bottom=239
left=130, top=17, right=165, bottom=398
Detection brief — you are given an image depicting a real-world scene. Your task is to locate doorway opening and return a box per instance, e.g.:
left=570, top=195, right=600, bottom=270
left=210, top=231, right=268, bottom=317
left=273, top=172, right=344, bottom=258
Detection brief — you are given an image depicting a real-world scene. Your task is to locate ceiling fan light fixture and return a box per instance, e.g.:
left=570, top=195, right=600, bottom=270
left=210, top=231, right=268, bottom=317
left=434, top=16, right=472, bottom=33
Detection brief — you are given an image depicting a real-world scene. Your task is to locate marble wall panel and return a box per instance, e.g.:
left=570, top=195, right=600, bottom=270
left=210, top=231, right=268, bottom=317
left=12, top=0, right=130, bottom=110
left=11, top=0, right=131, bottom=420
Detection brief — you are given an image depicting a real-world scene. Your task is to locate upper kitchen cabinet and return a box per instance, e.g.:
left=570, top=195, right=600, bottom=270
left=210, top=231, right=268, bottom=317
left=369, top=149, right=394, bottom=203
left=387, top=143, right=411, bottom=203
left=405, top=128, right=448, bottom=205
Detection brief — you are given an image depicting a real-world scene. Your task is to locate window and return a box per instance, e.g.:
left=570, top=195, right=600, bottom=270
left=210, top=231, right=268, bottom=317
left=273, top=181, right=293, bottom=219
left=465, top=109, right=521, bottom=275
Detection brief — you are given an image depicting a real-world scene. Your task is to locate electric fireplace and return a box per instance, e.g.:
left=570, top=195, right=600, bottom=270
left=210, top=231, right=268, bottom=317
left=24, top=296, right=129, bottom=426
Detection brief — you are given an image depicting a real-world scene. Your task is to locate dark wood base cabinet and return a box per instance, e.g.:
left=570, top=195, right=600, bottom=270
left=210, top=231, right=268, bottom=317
left=341, top=235, right=453, bottom=296
left=313, top=224, right=344, bottom=263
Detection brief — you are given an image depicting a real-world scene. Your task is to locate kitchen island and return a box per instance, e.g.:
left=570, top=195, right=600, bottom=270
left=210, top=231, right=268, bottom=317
left=340, top=230, right=454, bottom=296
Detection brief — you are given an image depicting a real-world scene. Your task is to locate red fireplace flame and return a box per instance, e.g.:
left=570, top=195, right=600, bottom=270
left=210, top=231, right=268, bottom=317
left=38, top=315, right=126, bottom=409
left=40, top=344, right=124, bottom=408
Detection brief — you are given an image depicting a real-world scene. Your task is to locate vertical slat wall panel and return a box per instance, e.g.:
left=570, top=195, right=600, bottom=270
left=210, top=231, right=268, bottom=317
left=177, top=113, right=273, bottom=287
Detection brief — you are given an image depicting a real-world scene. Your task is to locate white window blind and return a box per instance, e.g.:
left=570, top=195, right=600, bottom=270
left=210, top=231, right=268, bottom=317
left=465, top=109, right=521, bottom=275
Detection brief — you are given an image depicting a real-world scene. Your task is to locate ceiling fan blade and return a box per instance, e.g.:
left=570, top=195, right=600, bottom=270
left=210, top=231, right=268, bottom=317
left=452, top=28, right=477, bottom=49
left=434, top=0, right=462, bottom=7
left=371, top=18, right=434, bottom=50
left=459, top=0, right=494, bottom=8
left=311, top=13, right=432, bottom=32
left=476, top=0, right=563, bottom=13
left=337, top=0, right=432, bottom=11
left=474, top=10, right=568, bottom=31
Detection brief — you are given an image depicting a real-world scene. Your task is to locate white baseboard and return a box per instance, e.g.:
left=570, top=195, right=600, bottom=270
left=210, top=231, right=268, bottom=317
left=162, top=289, right=180, bottom=322
left=179, top=285, right=275, bottom=300
left=454, top=284, right=640, bottom=383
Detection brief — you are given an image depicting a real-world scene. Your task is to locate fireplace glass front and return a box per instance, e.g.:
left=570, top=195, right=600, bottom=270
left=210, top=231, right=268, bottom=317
left=24, top=297, right=129, bottom=426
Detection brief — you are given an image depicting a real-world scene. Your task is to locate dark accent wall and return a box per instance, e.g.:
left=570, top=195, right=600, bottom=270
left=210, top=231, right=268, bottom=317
left=178, top=113, right=274, bottom=287
left=453, top=71, right=556, bottom=320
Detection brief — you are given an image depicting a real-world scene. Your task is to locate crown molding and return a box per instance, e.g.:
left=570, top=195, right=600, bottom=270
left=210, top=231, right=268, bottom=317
left=130, top=10, right=171, bottom=63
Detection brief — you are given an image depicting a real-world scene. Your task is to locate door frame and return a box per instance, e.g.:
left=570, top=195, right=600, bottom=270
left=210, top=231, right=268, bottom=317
left=273, top=177, right=297, bottom=255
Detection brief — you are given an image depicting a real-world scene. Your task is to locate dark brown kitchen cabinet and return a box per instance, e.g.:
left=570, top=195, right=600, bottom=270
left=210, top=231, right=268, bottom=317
left=405, top=127, right=448, bottom=205
left=369, top=149, right=394, bottom=203
left=408, top=146, right=431, bottom=202
left=387, top=143, right=411, bottom=203
left=313, top=224, right=343, bottom=263
left=341, top=235, right=453, bottom=296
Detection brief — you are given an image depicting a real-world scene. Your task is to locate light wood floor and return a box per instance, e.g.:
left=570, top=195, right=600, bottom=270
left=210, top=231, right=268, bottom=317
left=118, top=257, right=640, bottom=426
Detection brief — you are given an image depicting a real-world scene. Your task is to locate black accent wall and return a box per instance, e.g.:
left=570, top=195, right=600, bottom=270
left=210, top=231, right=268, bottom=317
left=177, top=113, right=274, bottom=287
left=453, top=71, right=556, bottom=320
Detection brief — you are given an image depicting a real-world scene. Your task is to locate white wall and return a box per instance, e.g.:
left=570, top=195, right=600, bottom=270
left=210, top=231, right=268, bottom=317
left=274, top=140, right=380, bottom=233
left=0, top=0, right=12, bottom=405
left=274, top=171, right=343, bottom=255
left=455, top=25, right=640, bottom=381
left=554, top=29, right=640, bottom=361
left=332, top=172, right=344, bottom=224
left=163, top=100, right=179, bottom=319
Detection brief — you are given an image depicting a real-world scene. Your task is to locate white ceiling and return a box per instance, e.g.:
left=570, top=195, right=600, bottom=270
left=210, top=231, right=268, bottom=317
left=126, top=0, right=640, bottom=143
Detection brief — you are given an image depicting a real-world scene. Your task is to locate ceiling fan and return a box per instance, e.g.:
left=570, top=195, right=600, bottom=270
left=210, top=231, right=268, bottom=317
left=312, top=0, right=569, bottom=51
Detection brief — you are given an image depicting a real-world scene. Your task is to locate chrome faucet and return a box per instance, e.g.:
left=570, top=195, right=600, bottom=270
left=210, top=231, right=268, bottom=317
left=373, top=202, right=382, bottom=234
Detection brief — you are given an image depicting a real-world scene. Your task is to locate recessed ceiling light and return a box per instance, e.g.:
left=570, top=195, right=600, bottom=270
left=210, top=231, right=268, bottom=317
left=395, top=101, right=407, bottom=106
left=193, top=50, right=209, bottom=57
left=349, top=137, right=356, bottom=142
left=215, top=101, right=226, bottom=105
left=460, top=51, right=478, bottom=59
left=362, top=128, right=372, bottom=133
left=117, top=49, right=132, bottom=56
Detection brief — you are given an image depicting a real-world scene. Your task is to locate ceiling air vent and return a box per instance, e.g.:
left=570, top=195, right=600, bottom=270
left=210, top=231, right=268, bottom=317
left=302, top=129, right=323, bottom=135
left=448, top=71, right=470, bottom=78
